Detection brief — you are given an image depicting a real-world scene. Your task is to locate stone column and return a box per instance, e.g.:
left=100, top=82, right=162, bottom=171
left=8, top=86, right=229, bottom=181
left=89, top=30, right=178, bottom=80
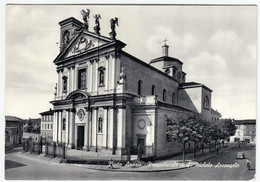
left=68, top=109, right=75, bottom=149
left=94, top=59, right=99, bottom=94
left=52, top=112, right=57, bottom=142
left=89, top=60, right=93, bottom=93
left=58, top=111, right=62, bottom=143
left=105, top=55, right=109, bottom=91
left=103, top=107, right=108, bottom=149
left=95, top=107, right=99, bottom=152
left=92, top=108, right=97, bottom=148
left=71, top=66, right=75, bottom=91
left=65, top=110, right=69, bottom=145
left=68, top=68, right=71, bottom=94
left=57, top=71, right=61, bottom=98
left=117, top=106, right=126, bottom=155
left=88, top=108, right=92, bottom=148
left=56, top=111, right=60, bottom=142
left=111, top=55, right=116, bottom=92
left=83, top=108, right=89, bottom=151
left=108, top=107, right=114, bottom=149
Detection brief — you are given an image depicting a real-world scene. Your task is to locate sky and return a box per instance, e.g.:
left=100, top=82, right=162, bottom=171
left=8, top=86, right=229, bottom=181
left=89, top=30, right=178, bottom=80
left=4, top=4, right=257, bottom=120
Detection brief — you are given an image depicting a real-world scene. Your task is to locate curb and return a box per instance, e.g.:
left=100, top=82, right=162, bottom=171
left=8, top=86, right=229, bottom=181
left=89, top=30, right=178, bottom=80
left=75, top=163, right=197, bottom=173
left=79, top=145, right=236, bottom=172
left=15, top=145, right=236, bottom=173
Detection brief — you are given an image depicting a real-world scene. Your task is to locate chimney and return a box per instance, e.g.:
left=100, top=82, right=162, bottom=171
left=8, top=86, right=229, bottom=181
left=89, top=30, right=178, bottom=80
left=162, top=41, right=169, bottom=57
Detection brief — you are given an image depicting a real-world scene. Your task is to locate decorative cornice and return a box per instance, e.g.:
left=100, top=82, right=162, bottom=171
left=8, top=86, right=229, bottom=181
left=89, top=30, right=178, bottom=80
left=57, top=68, right=64, bottom=73
left=89, top=59, right=94, bottom=64
left=105, top=54, right=111, bottom=60
left=84, top=106, right=91, bottom=111
left=93, top=107, right=99, bottom=110
left=117, top=105, right=127, bottom=109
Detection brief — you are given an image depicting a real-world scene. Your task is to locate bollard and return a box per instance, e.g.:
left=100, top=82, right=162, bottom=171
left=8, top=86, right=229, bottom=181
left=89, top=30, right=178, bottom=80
left=31, top=141, right=34, bottom=154
left=45, top=142, right=48, bottom=156
left=22, top=141, right=25, bottom=151
left=25, top=140, right=28, bottom=152
left=53, top=142, right=56, bottom=158
left=62, top=143, right=66, bottom=159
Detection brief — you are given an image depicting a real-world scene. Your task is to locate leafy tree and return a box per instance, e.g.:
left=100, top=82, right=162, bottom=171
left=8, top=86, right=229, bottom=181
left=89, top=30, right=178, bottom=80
left=166, top=114, right=205, bottom=162
left=25, top=120, right=34, bottom=133
left=218, top=119, right=236, bottom=146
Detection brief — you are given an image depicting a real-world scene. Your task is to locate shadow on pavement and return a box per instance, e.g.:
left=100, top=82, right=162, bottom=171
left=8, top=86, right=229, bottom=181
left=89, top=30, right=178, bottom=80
left=5, top=160, right=26, bottom=170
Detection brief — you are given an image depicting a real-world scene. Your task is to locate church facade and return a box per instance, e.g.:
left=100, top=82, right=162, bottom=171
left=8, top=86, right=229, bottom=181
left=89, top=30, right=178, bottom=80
left=49, top=12, right=217, bottom=159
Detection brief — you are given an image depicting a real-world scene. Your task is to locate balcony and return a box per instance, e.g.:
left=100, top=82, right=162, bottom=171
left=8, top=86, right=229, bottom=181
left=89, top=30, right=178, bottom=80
left=133, top=95, right=158, bottom=106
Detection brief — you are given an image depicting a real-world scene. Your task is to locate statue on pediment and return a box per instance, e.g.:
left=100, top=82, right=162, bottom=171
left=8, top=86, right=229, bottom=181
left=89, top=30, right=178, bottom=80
left=93, top=14, right=101, bottom=35
left=119, top=67, right=126, bottom=84
left=109, top=17, right=118, bottom=40
left=81, top=9, right=90, bottom=31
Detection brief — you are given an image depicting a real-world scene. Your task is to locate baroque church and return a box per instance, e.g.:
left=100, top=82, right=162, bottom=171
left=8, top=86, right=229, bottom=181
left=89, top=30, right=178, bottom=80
left=48, top=10, right=220, bottom=159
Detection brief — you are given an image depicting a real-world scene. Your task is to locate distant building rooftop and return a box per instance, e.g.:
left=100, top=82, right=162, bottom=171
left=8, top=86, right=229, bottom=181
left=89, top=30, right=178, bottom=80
left=23, top=118, right=41, bottom=124
left=179, top=82, right=212, bottom=92
left=40, top=109, right=54, bottom=116
left=233, top=119, right=256, bottom=125
left=5, top=115, right=23, bottom=122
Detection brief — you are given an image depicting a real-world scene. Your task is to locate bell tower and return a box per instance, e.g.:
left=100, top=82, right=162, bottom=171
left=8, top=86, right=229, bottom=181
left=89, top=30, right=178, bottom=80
left=58, top=17, right=83, bottom=52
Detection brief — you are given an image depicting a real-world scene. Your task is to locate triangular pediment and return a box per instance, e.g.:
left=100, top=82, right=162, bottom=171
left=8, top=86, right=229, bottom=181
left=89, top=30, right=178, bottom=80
left=64, top=31, right=112, bottom=58
left=54, top=31, right=113, bottom=63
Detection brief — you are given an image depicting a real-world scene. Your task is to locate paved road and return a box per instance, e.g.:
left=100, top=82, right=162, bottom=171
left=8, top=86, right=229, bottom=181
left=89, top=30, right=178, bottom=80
left=5, top=144, right=255, bottom=180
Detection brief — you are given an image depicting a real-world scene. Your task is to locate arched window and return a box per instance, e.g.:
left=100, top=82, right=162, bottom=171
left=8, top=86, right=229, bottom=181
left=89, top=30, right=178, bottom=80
left=138, top=80, right=143, bottom=96
left=98, top=117, right=103, bottom=133
left=152, top=85, right=155, bottom=95
left=163, top=89, right=167, bottom=102
left=172, top=92, right=175, bottom=104
left=203, top=96, right=210, bottom=109
left=62, top=118, right=66, bottom=130
left=98, top=67, right=105, bottom=86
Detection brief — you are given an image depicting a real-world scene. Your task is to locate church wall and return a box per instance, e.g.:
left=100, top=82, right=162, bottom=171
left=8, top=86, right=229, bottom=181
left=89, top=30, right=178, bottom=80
left=200, top=87, right=212, bottom=121
left=149, top=61, right=164, bottom=73
left=132, top=108, right=156, bottom=157
left=155, top=107, right=192, bottom=158
left=178, top=87, right=201, bottom=113
left=120, top=54, right=179, bottom=103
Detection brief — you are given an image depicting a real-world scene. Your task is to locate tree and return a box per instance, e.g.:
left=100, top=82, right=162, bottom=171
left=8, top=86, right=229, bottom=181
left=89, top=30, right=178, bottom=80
left=25, top=120, right=34, bottom=133
left=166, top=114, right=205, bottom=162
left=218, top=119, right=236, bottom=146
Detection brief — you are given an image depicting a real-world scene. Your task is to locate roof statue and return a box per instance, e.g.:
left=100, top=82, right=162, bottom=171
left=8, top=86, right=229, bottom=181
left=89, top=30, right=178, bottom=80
left=93, top=14, right=101, bottom=35
left=109, top=17, right=118, bottom=40
left=81, top=9, right=90, bottom=31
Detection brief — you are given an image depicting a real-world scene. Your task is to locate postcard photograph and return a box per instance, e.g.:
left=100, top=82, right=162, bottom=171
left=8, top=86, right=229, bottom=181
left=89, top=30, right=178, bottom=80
left=4, top=4, right=257, bottom=180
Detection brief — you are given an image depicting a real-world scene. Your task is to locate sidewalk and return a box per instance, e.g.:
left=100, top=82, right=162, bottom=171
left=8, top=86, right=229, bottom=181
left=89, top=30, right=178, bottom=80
left=70, top=143, right=237, bottom=172
left=16, top=143, right=237, bottom=172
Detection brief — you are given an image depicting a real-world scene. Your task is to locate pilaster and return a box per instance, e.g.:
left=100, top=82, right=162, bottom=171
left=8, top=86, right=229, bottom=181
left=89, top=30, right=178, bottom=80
left=105, top=55, right=109, bottom=91
left=117, top=106, right=126, bottom=154
left=89, top=60, right=94, bottom=93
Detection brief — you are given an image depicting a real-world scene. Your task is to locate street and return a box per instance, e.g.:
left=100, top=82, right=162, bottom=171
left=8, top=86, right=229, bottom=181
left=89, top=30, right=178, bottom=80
left=5, top=144, right=255, bottom=180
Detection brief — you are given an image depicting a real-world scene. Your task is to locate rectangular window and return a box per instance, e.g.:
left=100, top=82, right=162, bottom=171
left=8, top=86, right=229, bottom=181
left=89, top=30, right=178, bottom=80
left=51, top=124, right=52, bottom=129
left=78, top=69, right=86, bottom=89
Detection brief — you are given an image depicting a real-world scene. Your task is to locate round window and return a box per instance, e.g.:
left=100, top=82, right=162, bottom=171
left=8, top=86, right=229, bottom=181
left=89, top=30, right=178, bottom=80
left=77, top=109, right=85, bottom=121
left=138, top=119, right=146, bottom=130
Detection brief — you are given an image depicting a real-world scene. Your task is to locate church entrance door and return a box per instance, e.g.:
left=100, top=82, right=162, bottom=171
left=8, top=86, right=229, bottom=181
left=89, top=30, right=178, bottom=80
left=77, top=126, right=84, bottom=150
left=137, top=137, right=146, bottom=159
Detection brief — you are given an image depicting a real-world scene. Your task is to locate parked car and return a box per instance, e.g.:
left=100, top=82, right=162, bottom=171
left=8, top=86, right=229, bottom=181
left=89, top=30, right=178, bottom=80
left=237, top=152, right=245, bottom=159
